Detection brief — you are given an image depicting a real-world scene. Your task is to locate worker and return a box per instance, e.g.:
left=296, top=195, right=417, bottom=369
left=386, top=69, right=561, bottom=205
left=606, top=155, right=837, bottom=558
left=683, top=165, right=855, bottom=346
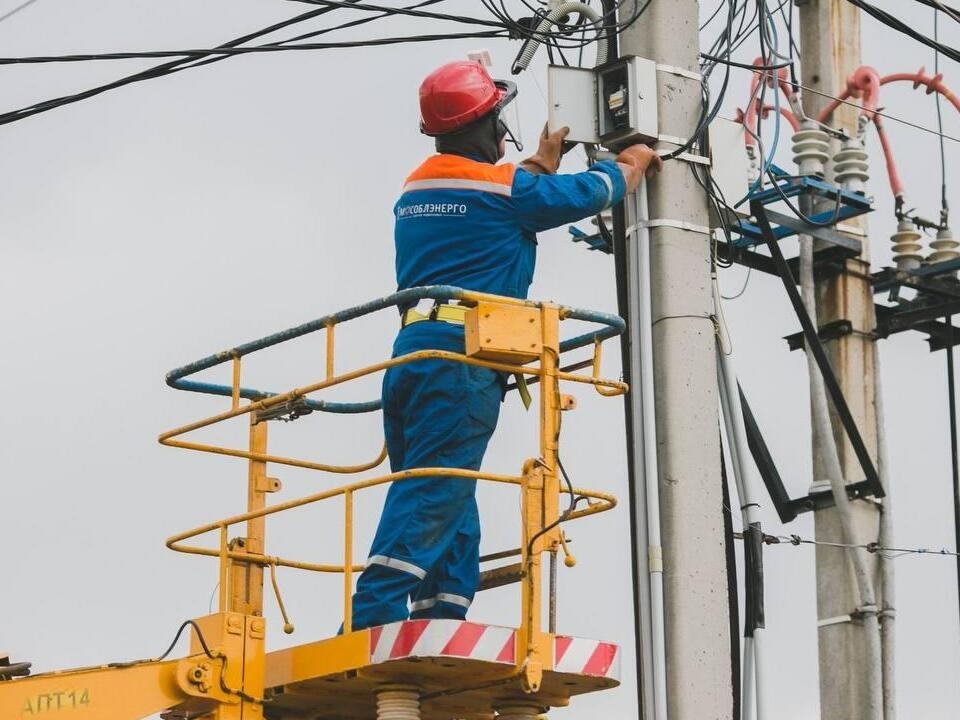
left=348, top=59, right=662, bottom=630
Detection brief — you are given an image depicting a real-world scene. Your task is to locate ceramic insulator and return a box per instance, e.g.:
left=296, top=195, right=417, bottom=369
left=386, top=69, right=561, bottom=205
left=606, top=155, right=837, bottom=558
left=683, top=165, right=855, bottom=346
left=495, top=701, right=548, bottom=720
left=891, top=219, right=924, bottom=271
left=377, top=686, right=420, bottom=720
left=833, top=138, right=870, bottom=194
left=792, top=123, right=830, bottom=177
left=929, top=226, right=960, bottom=266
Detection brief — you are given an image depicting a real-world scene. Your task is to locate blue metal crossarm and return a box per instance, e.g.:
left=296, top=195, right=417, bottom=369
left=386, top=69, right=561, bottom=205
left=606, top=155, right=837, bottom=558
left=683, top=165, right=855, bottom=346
left=165, top=286, right=626, bottom=414
left=873, top=258, right=960, bottom=295
left=568, top=225, right=613, bottom=254
left=727, top=165, right=874, bottom=249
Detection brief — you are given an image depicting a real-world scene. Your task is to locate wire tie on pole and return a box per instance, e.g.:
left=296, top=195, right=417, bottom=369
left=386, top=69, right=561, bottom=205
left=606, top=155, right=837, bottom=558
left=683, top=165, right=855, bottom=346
left=626, top=219, right=712, bottom=236
left=817, top=614, right=854, bottom=628
left=655, top=63, right=703, bottom=82
left=853, top=604, right=879, bottom=619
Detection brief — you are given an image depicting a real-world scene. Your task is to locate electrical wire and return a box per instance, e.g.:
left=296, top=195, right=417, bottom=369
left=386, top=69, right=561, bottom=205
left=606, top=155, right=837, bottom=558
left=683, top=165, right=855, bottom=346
left=0, top=0, right=40, bottom=24
left=785, top=78, right=960, bottom=144
left=275, top=0, right=505, bottom=30
left=749, top=532, right=960, bottom=560
left=0, top=30, right=512, bottom=65
left=914, top=0, right=960, bottom=23
left=0, top=0, right=454, bottom=126
left=843, top=0, right=960, bottom=64
left=0, top=0, right=653, bottom=125
left=946, top=317, right=960, bottom=637
left=106, top=619, right=217, bottom=669
left=935, top=8, right=950, bottom=223
left=699, top=52, right=794, bottom=71
left=0, top=1, right=364, bottom=125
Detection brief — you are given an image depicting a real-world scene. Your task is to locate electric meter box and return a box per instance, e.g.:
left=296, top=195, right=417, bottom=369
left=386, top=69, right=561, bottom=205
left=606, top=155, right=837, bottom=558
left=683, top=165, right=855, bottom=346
left=547, top=56, right=659, bottom=150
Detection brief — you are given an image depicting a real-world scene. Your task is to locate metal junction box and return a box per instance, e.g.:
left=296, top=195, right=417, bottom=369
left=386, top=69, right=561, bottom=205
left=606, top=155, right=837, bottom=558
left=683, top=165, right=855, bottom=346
left=465, top=302, right=542, bottom=364
left=707, top=117, right=751, bottom=229
left=547, top=56, right=659, bottom=150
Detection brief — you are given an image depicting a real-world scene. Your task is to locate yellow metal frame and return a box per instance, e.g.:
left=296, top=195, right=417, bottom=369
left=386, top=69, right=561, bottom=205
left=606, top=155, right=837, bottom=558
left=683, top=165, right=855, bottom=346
left=0, top=291, right=626, bottom=719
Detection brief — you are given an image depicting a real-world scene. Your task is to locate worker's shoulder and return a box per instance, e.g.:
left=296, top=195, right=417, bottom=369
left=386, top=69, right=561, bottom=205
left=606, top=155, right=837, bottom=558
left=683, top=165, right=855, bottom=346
left=404, top=154, right=517, bottom=193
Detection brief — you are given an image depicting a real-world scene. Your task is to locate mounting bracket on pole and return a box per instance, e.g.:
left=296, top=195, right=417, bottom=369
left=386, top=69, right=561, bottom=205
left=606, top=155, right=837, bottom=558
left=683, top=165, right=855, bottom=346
left=739, top=201, right=885, bottom=523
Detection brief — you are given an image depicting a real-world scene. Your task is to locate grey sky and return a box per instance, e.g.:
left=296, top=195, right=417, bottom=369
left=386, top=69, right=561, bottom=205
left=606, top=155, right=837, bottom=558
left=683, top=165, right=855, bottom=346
left=2, top=1, right=959, bottom=718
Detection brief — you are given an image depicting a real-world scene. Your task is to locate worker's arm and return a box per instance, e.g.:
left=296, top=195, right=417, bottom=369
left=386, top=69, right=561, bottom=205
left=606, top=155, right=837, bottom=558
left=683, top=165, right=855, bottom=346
left=514, top=126, right=662, bottom=232
left=511, top=161, right=628, bottom=233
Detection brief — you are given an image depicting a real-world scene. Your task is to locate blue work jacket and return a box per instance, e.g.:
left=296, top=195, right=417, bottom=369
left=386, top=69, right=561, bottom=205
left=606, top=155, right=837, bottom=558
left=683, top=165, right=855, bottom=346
left=394, top=154, right=627, bottom=300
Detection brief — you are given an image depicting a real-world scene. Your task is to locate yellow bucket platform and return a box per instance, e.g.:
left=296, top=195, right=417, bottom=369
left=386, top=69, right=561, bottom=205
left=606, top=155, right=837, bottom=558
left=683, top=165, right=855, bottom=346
left=262, top=620, right=619, bottom=719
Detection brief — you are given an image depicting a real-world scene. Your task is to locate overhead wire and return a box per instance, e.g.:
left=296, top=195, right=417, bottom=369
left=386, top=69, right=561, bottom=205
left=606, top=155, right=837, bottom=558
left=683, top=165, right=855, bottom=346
left=0, top=30, right=513, bottom=65
left=843, top=0, right=960, bottom=64
left=786, top=78, right=960, bottom=143
left=747, top=532, right=960, bottom=560
left=0, top=0, right=370, bottom=126
left=914, top=0, right=960, bottom=23
left=935, top=8, right=950, bottom=222
left=0, top=0, right=40, bottom=25
left=0, top=0, right=655, bottom=126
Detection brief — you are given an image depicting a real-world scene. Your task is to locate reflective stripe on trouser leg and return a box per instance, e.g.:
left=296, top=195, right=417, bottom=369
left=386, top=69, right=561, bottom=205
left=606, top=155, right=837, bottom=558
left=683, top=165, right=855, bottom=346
left=367, top=555, right=428, bottom=578
left=410, top=497, right=480, bottom=620
left=410, top=593, right=473, bottom=613
left=350, top=564, right=428, bottom=631
left=350, top=343, right=501, bottom=630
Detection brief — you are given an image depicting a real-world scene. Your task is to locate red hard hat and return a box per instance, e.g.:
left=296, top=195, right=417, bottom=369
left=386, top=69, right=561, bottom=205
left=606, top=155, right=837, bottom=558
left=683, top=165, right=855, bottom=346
left=419, top=60, right=517, bottom=136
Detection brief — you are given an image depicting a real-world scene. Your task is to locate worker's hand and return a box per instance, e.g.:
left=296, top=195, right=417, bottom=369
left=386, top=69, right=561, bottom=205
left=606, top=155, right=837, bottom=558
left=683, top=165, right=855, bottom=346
left=520, top=125, right=574, bottom=175
left=616, top=144, right=664, bottom=192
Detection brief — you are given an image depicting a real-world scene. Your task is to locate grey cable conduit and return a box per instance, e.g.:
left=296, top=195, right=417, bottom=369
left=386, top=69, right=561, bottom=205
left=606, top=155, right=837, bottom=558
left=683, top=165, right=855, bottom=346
left=715, top=343, right=768, bottom=720
left=874, top=342, right=897, bottom=720
left=629, top=185, right=668, bottom=720
left=799, top=230, right=884, bottom=720
left=512, top=2, right=608, bottom=73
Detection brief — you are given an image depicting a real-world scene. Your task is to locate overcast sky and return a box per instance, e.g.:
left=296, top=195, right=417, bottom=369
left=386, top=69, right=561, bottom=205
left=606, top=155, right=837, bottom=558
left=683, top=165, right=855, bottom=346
left=2, top=1, right=959, bottom=718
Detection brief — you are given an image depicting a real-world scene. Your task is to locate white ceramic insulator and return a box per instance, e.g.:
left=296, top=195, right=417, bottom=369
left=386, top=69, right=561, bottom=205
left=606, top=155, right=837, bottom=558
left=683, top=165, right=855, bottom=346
left=929, top=227, right=960, bottom=266
left=891, top=219, right=924, bottom=271
left=792, top=123, right=830, bottom=177
left=377, top=686, right=420, bottom=720
left=833, top=138, right=870, bottom=194
left=496, top=701, right=548, bottom=720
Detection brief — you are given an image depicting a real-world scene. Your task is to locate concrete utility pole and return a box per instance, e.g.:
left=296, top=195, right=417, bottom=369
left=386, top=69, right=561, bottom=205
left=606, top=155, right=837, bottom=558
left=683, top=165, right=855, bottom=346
left=619, top=2, right=734, bottom=717
left=796, top=2, right=883, bottom=718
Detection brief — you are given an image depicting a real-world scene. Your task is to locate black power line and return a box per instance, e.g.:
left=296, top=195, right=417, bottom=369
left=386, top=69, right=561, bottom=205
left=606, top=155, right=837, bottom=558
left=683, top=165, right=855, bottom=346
left=0, top=0, right=466, bottom=126
left=0, top=30, right=511, bottom=66
left=0, top=1, right=363, bottom=126
left=914, top=0, right=960, bottom=23
left=843, top=0, right=960, bottom=64
left=947, top=318, right=960, bottom=637
left=0, top=0, right=41, bottom=24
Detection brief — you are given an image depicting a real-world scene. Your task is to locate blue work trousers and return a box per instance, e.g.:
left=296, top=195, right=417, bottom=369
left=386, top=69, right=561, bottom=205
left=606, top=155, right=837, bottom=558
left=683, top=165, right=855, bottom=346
left=350, top=323, right=502, bottom=630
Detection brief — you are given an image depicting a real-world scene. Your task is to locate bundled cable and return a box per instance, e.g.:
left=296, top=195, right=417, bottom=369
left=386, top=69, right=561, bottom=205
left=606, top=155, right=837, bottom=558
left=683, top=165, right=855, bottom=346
left=844, top=0, right=960, bottom=64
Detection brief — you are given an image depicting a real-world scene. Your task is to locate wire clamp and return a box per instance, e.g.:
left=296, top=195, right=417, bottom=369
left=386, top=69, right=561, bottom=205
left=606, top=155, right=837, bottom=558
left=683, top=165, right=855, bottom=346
left=657, top=133, right=691, bottom=147
left=627, top=219, right=712, bottom=236
left=818, top=604, right=879, bottom=628
left=647, top=544, right=663, bottom=573
left=817, top=614, right=853, bottom=628
left=668, top=151, right=711, bottom=166
left=655, top=63, right=703, bottom=82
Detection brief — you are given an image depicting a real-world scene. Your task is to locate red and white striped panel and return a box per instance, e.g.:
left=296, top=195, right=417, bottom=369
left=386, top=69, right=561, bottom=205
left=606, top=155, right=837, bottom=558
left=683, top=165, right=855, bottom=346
left=553, top=636, right=620, bottom=679
left=369, top=620, right=517, bottom=665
